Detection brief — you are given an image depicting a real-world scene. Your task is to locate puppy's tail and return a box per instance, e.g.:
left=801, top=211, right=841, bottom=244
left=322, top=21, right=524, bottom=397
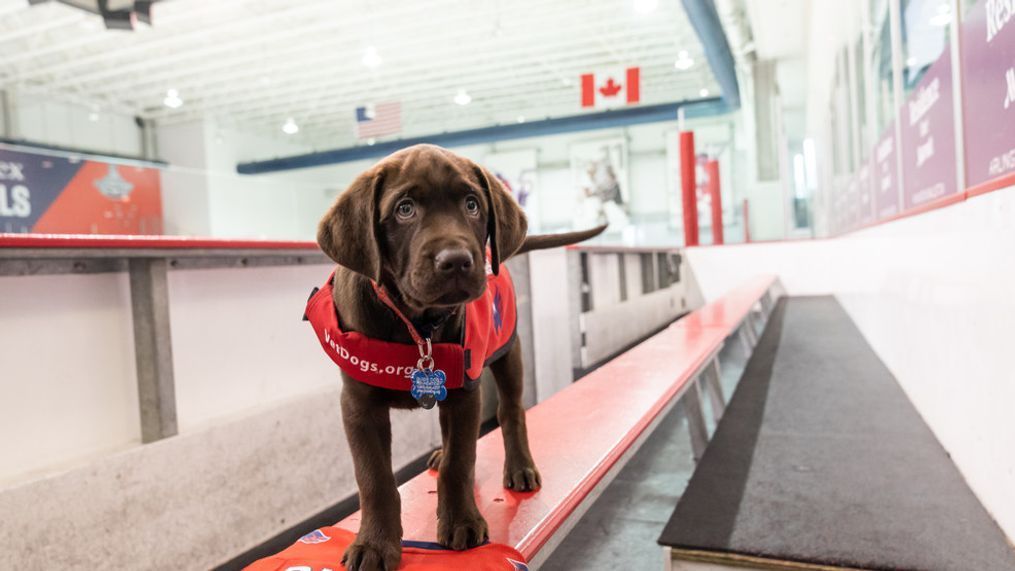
left=515, top=224, right=607, bottom=255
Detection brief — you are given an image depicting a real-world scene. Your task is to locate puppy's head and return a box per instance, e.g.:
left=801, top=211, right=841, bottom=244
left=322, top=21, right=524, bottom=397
left=318, top=144, right=527, bottom=310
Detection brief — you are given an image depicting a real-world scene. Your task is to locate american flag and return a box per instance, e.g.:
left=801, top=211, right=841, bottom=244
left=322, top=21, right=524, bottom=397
left=355, top=102, right=402, bottom=139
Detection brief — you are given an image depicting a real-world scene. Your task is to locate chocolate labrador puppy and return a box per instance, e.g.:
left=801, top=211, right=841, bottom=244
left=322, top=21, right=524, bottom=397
left=315, top=144, right=605, bottom=571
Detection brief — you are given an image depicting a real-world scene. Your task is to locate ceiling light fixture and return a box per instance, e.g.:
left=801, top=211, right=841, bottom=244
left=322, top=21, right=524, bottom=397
left=674, top=50, right=694, bottom=71
left=88, top=111, right=100, bottom=122
left=699, top=88, right=710, bottom=97
left=282, top=118, right=299, bottom=135
left=454, top=89, right=472, bottom=106
left=362, top=46, right=382, bottom=68
left=633, top=0, right=658, bottom=15
left=516, top=115, right=526, bottom=123
left=163, top=88, right=183, bottom=109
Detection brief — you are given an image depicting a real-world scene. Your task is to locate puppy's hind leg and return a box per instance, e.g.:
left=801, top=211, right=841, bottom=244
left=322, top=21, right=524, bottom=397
left=489, top=341, right=542, bottom=492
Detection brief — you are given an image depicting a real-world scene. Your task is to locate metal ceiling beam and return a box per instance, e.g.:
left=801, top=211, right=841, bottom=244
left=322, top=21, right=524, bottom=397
left=236, top=98, right=732, bottom=174
left=0, top=136, right=167, bottom=167
left=153, top=55, right=705, bottom=124
left=681, top=0, right=740, bottom=107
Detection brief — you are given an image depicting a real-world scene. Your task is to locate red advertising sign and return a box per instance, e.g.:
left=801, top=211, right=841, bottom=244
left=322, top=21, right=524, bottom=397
left=961, top=0, right=1015, bottom=187
left=0, top=148, right=162, bottom=235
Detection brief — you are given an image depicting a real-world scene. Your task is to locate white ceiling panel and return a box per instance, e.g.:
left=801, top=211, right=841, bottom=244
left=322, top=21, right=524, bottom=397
left=0, top=0, right=720, bottom=147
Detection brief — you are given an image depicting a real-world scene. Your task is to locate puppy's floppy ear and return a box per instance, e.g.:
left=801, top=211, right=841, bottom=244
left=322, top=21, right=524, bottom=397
left=473, top=164, right=527, bottom=275
left=317, top=168, right=384, bottom=282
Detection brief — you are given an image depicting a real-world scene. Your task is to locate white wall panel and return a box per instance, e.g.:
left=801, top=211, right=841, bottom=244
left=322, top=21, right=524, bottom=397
left=527, top=248, right=575, bottom=401
left=168, top=263, right=340, bottom=432
left=686, top=188, right=1015, bottom=542
left=0, top=385, right=439, bottom=571
left=0, top=273, right=140, bottom=486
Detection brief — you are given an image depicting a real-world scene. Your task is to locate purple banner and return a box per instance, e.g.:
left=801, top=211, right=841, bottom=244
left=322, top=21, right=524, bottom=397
left=962, top=0, right=1015, bottom=187
left=873, top=126, right=901, bottom=219
left=900, top=49, right=958, bottom=208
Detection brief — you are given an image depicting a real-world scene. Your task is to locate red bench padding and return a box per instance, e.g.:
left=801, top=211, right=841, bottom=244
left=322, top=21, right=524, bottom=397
left=337, top=275, right=775, bottom=561
left=236, top=274, right=775, bottom=570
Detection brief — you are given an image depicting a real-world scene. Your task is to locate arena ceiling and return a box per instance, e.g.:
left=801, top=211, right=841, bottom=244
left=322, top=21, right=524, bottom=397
left=0, top=0, right=722, bottom=146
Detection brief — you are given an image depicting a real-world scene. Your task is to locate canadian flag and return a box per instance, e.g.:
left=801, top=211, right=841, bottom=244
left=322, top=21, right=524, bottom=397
left=580, top=67, right=641, bottom=109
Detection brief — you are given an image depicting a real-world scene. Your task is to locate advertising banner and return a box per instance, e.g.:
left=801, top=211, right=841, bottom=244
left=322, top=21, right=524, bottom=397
left=873, top=126, right=901, bottom=219
left=961, top=0, right=1015, bottom=187
left=900, top=49, right=958, bottom=208
left=0, top=147, right=162, bottom=235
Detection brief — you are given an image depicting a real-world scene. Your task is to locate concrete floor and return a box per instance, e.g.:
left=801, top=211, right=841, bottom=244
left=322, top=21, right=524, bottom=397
left=544, top=332, right=753, bottom=570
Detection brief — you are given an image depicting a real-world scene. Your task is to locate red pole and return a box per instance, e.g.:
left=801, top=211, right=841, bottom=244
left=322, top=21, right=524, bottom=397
left=742, top=198, right=751, bottom=243
left=679, top=131, right=699, bottom=247
left=706, top=159, right=723, bottom=245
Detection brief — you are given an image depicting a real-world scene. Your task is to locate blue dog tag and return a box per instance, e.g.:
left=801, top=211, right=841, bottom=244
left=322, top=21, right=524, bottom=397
left=410, top=368, right=448, bottom=409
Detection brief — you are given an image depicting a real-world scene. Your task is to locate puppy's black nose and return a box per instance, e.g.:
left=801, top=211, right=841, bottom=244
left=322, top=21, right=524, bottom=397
left=435, top=248, right=474, bottom=275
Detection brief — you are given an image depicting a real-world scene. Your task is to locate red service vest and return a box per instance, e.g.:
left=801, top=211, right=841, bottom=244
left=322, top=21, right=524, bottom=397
left=305, top=267, right=517, bottom=391
left=243, top=527, right=529, bottom=570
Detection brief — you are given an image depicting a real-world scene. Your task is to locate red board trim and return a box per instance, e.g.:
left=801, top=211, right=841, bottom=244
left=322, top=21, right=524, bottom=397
left=966, top=171, right=1015, bottom=199
left=0, top=233, right=318, bottom=250
left=515, top=338, right=716, bottom=559
left=331, top=276, right=776, bottom=562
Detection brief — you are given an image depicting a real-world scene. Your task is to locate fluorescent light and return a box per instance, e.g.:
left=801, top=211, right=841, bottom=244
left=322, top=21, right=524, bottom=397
left=282, top=118, right=299, bottom=134
left=633, top=0, right=658, bottom=15
left=699, top=88, right=710, bottom=97
left=516, top=115, right=526, bottom=123
left=454, top=89, right=472, bottom=106
left=674, top=50, right=694, bottom=71
left=362, top=46, right=382, bottom=68
left=88, top=112, right=100, bottom=122
left=163, top=88, right=183, bottom=109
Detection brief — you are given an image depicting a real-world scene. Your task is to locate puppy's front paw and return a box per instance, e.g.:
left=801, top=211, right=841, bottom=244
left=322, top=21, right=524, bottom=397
left=342, top=538, right=401, bottom=571
left=438, top=511, right=489, bottom=551
left=504, top=460, right=542, bottom=492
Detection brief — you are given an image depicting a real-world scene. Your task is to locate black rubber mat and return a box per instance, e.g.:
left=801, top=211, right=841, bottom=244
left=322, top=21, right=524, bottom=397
left=658, top=297, right=1015, bottom=571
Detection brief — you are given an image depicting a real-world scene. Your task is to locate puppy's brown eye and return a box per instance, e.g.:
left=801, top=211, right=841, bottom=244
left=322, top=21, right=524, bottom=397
left=396, top=199, right=415, bottom=219
left=465, top=196, right=480, bottom=215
